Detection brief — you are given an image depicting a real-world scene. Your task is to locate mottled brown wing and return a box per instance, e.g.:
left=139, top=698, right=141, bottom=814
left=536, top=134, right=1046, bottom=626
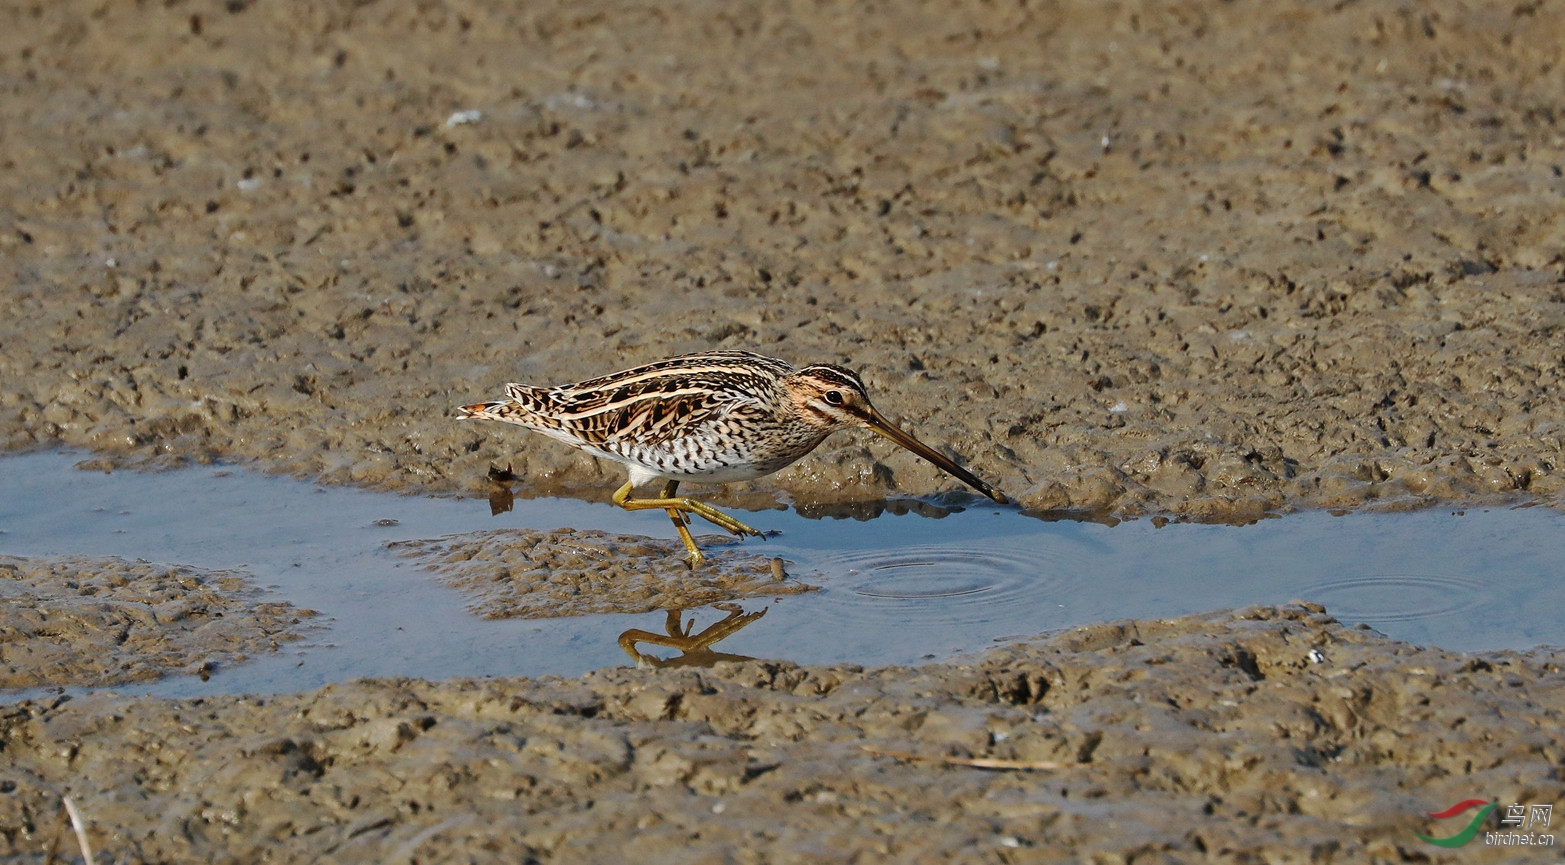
left=530, top=353, right=784, bottom=447
left=597, top=389, right=753, bottom=447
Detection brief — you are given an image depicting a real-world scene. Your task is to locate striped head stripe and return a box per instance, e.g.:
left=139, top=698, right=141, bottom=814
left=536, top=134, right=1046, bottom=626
left=795, top=364, right=866, bottom=393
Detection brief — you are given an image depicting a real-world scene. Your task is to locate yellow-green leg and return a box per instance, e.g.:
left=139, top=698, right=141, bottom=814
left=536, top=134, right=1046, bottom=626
left=612, top=479, right=764, bottom=566
left=654, top=480, right=698, bottom=560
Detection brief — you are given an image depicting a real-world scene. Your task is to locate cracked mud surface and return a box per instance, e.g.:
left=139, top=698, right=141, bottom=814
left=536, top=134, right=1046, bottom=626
left=1, top=606, right=1560, bottom=863
left=2, top=0, right=1563, bottom=520
left=0, top=556, right=315, bottom=689
left=394, top=528, right=814, bottom=618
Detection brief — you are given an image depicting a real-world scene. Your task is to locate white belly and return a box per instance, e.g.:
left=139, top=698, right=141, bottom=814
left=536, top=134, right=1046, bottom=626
left=590, top=438, right=794, bottom=487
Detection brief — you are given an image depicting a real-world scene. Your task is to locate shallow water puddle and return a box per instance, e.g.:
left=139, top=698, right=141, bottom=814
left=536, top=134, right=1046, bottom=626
left=2, top=450, right=1562, bottom=699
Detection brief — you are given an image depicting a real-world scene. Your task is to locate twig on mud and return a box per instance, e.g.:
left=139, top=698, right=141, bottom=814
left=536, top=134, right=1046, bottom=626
left=859, top=745, right=1068, bottom=771
left=62, top=797, right=96, bottom=865
left=42, top=799, right=68, bottom=865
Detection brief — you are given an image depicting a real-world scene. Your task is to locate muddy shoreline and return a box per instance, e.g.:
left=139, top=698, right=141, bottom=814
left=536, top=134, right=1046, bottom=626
left=2, top=605, right=1562, bottom=863
left=4, top=0, right=1565, bottom=861
left=2, top=0, right=1563, bottom=520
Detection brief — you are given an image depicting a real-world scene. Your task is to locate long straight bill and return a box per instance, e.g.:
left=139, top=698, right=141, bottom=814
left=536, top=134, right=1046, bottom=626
left=864, top=410, right=1010, bottom=504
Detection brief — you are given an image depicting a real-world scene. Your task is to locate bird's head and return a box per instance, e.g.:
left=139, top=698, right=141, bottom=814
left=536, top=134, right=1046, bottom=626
left=784, top=364, right=877, bottom=432
left=784, top=364, right=1010, bottom=505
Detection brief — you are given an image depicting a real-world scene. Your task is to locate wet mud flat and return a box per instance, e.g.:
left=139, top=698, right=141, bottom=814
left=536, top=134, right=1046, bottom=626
left=0, top=555, right=315, bottom=689
left=1, top=0, right=1564, bottom=521
left=1, top=605, right=1561, bottom=863
left=394, top=528, right=813, bottom=619
left=1, top=456, right=1562, bottom=860
left=3, top=0, right=1565, bottom=861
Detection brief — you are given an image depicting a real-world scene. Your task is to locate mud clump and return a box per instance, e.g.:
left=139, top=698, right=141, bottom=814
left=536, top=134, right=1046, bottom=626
left=0, top=556, right=316, bottom=689
left=0, top=605, right=1559, bottom=862
left=394, top=528, right=814, bottom=618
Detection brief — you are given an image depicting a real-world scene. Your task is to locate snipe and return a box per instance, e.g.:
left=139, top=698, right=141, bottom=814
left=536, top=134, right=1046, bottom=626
left=457, top=350, right=1008, bottom=565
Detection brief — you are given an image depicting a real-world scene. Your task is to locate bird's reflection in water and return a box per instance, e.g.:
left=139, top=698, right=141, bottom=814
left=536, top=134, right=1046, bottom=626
left=618, top=603, right=767, bottom=669
left=488, top=485, right=515, bottom=516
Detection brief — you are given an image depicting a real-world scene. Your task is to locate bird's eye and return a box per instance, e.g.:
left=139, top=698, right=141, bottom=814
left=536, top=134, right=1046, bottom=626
left=823, top=390, right=844, bottom=406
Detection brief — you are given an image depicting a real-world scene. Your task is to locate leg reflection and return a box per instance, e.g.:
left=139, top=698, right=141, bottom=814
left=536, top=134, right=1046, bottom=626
left=618, top=603, right=767, bottom=669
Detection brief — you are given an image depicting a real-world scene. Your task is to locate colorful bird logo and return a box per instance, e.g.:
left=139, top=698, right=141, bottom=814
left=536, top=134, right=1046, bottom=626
left=1415, top=799, right=1496, bottom=848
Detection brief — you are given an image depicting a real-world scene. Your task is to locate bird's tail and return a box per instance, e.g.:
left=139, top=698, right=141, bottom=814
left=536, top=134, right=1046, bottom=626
left=453, top=383, right=552, bottom=425
left=454, top=400, right=507, bottom=420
